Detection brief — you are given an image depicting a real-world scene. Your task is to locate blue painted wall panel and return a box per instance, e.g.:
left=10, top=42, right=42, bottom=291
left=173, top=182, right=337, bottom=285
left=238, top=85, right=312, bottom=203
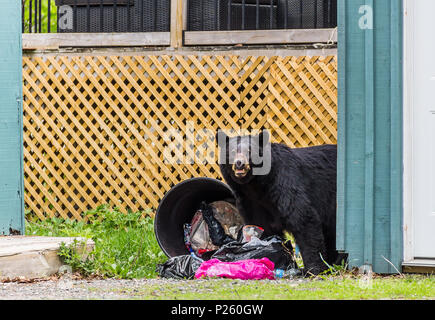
left=337, top=0, right=403, bottom=273
left=0, top=1, right=24, bottom=234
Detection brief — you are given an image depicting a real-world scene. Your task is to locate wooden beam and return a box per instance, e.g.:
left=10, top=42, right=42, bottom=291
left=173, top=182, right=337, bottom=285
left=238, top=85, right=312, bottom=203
left=402, top=260, right=435, bottom=274
left=22, top=32, right=171, bottom=50
left=170, top=0, right=184, bottom=48
left=23, top=29, right=337, bottom=50
left=184, top=28, right=338, bottom=46
left=0, top=236, right=94, bottom=279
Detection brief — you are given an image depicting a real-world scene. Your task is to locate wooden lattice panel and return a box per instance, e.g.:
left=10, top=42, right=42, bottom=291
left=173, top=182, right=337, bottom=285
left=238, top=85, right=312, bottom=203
left=267, top=56, right=338, bottom=147
left=22, top=54, right=337, bottom=220
left=239, top=56, right=276, bottom=132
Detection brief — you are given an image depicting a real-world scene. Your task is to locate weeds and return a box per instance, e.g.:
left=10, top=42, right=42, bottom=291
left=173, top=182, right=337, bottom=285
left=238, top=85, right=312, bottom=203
left=58, top=239, right=96, bottom=277
left=314, top=253, right=350, bottom=278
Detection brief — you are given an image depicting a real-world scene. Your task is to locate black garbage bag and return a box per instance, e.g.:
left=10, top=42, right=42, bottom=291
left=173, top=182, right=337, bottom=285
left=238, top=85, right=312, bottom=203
left=200, top=201, right=236, bottom=247
left=210, top=236, right=297, bottom=270
left=156, top=255, right=203, bottom=280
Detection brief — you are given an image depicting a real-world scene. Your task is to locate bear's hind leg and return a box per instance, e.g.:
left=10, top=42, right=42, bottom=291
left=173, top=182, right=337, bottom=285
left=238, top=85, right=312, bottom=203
left=292, top=217, right=329, bottom=276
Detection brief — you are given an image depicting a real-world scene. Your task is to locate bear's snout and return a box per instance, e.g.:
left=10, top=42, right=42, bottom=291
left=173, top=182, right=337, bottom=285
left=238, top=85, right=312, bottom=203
left=232, top=153, right=251, bottom=177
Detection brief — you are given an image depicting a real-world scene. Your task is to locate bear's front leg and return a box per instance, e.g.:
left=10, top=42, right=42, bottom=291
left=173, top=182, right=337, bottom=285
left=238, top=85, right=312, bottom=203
left=290, top=212, right=329, bottom=276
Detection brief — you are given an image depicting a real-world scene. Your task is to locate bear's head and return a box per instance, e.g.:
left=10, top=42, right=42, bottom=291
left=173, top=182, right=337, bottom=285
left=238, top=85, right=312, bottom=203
left=216, top=129, right=271, bottom=185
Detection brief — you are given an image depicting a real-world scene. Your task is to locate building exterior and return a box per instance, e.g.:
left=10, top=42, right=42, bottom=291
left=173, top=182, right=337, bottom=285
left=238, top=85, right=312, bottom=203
left=337, top=0, right=403, bottom=273
left=339, top=0, right=435, bottom=274
left=1, top=0, right=434, bottom=274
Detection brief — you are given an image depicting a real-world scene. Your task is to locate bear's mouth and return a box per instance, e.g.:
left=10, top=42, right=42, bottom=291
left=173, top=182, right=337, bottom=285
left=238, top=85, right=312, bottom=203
left=232, top=165, right=250, bottom=178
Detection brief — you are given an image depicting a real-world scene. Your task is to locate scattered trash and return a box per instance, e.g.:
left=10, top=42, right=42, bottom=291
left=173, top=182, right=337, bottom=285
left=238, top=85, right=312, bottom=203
left=274, top=267, right=303, bottom=279
left=183, top=223, right=197, bottom=255
left=200, top=201, right=237, bottom=246
left=241, top=225, right=264, bottom=242
left=157, top=200, right=302, bottom=280
left=194, top=258, right=275, bottom=280
left=189, top=209, right=219, bottom=255
left=188, top=201, right=243, bottom=257
left=210, top=236, right=297, bottom=271
left=156, top=255, right=204, bottom=280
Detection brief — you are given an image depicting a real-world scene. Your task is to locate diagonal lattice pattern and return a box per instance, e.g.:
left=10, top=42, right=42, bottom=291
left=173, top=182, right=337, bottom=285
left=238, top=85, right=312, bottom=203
left=267, top=56, right=338, bottom=147
left=22, top=54, right=337, bottom=220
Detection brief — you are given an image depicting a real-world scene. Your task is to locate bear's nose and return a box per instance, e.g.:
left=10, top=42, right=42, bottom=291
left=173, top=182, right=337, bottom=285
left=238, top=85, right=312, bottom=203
left=235, top=159, right=244, bottom=169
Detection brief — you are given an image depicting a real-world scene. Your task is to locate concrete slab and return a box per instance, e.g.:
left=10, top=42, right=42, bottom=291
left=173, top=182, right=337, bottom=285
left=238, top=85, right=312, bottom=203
left=0, top=236, right=94, bottom=280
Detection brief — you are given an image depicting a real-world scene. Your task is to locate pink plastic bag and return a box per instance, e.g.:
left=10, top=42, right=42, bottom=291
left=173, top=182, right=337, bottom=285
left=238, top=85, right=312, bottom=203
left=194, top=258, right=275, bottom=280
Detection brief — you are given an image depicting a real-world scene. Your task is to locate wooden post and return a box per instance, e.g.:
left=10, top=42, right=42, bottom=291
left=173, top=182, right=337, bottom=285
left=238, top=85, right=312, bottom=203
left=0, top=2, right=25, bottom=234
left=170, top=0, right=184, bottom=48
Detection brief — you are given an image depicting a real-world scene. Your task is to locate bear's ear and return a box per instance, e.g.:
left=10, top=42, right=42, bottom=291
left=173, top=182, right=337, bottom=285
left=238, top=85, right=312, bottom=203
left=258, top=129, right=270, bottom=146
left=215, top=130, right=228, bottom=146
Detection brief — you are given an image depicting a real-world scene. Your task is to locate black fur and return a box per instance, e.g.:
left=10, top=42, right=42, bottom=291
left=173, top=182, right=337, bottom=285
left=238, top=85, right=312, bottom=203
left=217, top=131, right=338, bottom=275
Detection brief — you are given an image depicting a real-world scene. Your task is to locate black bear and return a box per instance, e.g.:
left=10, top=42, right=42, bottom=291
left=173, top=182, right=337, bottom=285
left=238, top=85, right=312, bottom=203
left=216, top=129, right=339, bottom=275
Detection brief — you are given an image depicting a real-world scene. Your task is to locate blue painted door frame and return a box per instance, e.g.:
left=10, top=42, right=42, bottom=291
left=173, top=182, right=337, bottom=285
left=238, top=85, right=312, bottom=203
left=0, top=2, right=25, bottom=235
left=337, top=0, right=403, bottom=273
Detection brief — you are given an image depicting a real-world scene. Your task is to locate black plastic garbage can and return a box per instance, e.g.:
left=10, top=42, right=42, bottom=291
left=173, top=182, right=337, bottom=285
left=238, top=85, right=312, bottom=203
left=154, top=177, right=235, bottom=258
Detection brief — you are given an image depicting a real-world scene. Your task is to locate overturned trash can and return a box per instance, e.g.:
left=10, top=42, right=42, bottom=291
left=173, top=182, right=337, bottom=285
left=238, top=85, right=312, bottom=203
left=154, top=177, right=240, bottom=258
left=155, top=177, right=302, bottom=279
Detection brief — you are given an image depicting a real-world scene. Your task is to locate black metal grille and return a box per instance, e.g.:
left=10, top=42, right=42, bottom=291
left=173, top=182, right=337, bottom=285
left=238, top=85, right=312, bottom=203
left=22, top=0, right=170, bottom=33
left=187, top=0, right=337, bottom=31
left=22, top=0, right=337, bottom=33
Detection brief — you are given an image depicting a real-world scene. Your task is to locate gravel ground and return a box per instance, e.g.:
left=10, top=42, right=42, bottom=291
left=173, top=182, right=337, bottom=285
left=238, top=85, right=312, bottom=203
left=0, top=275, right=306, bottom=300
left=0, top=276, right=173, bottom=300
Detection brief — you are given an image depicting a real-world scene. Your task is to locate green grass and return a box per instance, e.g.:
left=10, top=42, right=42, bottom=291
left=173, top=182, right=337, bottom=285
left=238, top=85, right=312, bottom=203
left=25, top=206, right=435, bottom=300
left=25, top=205, right=166, bottom=279
left=84, top=276, right=435, bottom=300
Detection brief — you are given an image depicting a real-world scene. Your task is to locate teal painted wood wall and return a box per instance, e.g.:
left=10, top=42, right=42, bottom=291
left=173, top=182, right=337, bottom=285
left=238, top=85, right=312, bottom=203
left=0, top=1, right=25, bottom=235
left=337, top=0, right=403, bottom=273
